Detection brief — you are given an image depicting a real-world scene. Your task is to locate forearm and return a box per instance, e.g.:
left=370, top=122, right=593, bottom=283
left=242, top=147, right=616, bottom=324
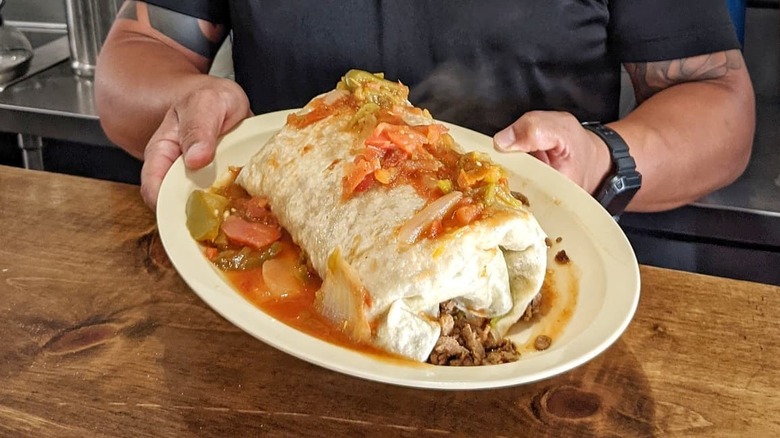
left=615, top=53, right=755, bottom=212
left=96, top=35, right=211, bottom=157
left=95, top=1, right=228, bottom=158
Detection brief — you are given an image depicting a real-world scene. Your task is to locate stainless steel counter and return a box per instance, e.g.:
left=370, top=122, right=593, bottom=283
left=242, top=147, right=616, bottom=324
left=0, top=59, right=109, bottom=145
left=0, top=35, right=110, bottom=147
left=0, top=25, right=112, bottom=169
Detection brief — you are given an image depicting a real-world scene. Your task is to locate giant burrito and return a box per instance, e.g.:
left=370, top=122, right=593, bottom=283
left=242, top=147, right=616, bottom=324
left=236, top=70, right=547, bottom=363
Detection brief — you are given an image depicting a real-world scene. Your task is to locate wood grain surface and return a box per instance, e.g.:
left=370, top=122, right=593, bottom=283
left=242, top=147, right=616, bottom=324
left=1, top=165, right=778, bottom=437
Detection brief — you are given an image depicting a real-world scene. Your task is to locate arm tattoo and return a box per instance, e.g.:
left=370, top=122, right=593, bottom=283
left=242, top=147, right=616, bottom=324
left=117, top=1, right=226, bottom=59
left=624, top=50, right=744, bottom=103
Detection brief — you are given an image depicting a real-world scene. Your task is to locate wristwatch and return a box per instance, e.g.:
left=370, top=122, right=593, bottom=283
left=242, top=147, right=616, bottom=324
left=581, top=122, right=642, bottom=219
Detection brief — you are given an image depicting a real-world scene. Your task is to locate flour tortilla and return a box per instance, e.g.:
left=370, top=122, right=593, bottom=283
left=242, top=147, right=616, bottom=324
left=237, top=82, right=547, bottom=362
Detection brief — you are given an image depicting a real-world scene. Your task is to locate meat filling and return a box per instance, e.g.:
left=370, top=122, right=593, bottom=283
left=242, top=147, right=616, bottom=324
left=427, top=296, right=542, bottom=366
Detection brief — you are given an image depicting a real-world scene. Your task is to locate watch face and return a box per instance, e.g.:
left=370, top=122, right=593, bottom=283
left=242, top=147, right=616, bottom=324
left=600, top=174, right=642, bottom=217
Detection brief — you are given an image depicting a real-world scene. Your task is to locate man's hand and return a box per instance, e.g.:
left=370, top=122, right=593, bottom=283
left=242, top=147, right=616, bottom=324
left=141, top=78, right=251, bottom=209
left=493, top=111, right=612, bottom=195
left=96, top=1, right=239, bottom=209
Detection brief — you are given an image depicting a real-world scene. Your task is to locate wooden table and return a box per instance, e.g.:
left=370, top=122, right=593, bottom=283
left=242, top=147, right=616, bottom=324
left=1, top=164, right=778, bottom=437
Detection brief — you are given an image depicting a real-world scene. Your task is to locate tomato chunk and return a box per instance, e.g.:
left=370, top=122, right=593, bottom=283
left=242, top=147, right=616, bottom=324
left=343, top=155, right=380, bottom=196
left=365, top=122, right=430, bottom=155
left=454, top=204, right=483, bottom=226
left=233, top=196, right=275, bottom=223
left=221, top=215, right=282, bottom=249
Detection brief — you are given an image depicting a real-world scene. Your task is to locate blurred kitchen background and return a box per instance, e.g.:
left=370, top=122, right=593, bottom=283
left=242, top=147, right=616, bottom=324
left=0, top=0, right=778, bottom=285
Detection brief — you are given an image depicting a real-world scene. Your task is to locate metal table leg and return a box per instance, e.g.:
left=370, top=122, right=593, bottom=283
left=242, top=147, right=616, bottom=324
left=17, top=134, right=45, bottom=170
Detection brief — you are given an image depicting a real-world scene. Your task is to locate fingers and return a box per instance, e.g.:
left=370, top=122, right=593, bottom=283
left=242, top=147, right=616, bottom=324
left=140, top=109, right=184, bottom=209
left=492, top=111, right=611, bottom=193
left=177, top=81, right=251, bottom=169
left=139, top=78, right=251, bottom=210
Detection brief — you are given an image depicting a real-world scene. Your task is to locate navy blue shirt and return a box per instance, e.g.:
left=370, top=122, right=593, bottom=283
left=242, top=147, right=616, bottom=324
left=144, top=0, right=739, bottom=135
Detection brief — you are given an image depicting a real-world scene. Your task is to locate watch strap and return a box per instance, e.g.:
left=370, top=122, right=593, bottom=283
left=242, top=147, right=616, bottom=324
left=582, top=122, right=642, bottom=217
left=582, top=122, right=637, bottom=178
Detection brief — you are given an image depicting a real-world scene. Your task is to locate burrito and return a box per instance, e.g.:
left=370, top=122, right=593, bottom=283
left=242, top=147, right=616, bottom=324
left=236, top=70, right=547, bottom=363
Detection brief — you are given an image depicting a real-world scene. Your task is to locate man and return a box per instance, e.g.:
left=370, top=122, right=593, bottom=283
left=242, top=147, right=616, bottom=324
left=96, top=1, right=755, bottom=213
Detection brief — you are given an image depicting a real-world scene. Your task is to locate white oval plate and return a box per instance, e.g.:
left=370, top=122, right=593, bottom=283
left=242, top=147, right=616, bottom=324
left=157, top=110, right=641, bottom=390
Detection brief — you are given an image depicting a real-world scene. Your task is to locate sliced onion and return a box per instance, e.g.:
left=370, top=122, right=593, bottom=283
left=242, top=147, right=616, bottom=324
left=315, top=247, right=372, bottom=343
left=398, top=191, right=463, bottom=244
left=262, top=256, right=306, bottom=298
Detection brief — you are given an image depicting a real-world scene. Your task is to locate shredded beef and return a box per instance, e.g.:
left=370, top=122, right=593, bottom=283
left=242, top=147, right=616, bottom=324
left=461, top=324, right=486, bottom=363
left=439, top=313, right=455, bottom=336
left=428, top=300, right=523, bottom=366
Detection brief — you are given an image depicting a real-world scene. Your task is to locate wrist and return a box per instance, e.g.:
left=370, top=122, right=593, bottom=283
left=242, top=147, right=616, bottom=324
left=583, top=129, right=614, bottom=195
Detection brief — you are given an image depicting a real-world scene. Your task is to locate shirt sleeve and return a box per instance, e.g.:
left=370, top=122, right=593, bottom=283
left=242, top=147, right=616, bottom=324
left=141, top=0, right=230, bottom=25
left=608, top=0, right=740, bottom=62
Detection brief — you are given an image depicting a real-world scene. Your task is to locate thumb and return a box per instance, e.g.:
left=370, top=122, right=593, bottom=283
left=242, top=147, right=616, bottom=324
left=177, top=83, right=251, bottom=170
left=494, top=112, right=567, bottom=155
left=176, top=104, right=221, bottom=170
left=493, top=124, right=521, bottom=152
left=494, top=117, right=543, bottom=153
